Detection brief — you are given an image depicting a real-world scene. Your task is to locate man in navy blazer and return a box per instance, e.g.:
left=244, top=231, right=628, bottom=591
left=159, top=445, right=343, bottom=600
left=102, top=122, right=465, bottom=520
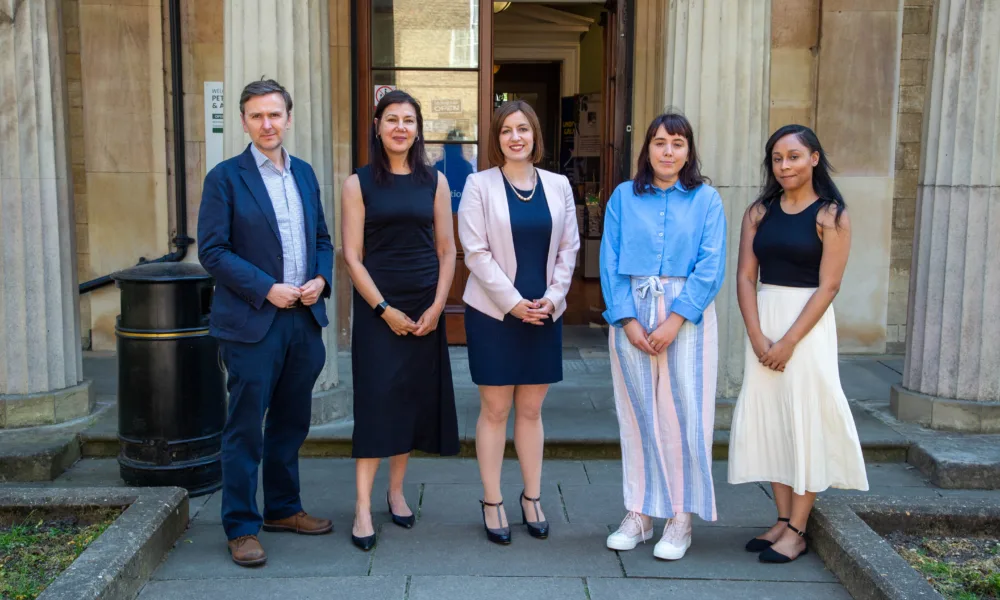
left=198, top=79, right=334, bottom=567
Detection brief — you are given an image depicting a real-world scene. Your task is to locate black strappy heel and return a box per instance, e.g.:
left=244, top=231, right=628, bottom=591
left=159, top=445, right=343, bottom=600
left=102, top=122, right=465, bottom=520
left=759, top=523, right=808, bottom=563
left=480, top=499, right=511, bottom=545
left=520, top=490, right=549, bottom=539
left=745, top=517, right=790, bottom=552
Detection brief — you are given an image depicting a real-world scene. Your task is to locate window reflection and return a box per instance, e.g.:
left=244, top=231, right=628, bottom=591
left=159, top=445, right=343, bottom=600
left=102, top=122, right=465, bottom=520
left=427, top=143, right=477, bottom=212
left=372, top=0, right=479, bottom=69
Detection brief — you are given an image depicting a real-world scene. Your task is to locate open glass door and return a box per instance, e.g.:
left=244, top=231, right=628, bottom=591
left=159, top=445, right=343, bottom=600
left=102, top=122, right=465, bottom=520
left=356, top=0, right=494, bottom=344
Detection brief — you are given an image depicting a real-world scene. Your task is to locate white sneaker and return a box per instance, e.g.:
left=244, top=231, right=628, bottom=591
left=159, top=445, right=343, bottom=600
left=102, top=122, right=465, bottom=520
left=606, top=511, right=653, bottom=551
left=653, top=514, right=692, bottom=560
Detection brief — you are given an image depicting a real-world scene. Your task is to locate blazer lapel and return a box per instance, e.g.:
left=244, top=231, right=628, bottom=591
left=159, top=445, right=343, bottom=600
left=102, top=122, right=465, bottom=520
left=238, top=146, right=281, bottom=242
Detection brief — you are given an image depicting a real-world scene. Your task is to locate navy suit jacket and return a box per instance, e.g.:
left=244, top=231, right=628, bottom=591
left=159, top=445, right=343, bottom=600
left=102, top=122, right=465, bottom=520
left=197, top=144, right=334, bottom=343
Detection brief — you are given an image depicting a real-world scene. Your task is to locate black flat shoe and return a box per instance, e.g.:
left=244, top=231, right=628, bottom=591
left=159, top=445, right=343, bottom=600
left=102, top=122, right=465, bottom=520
left=480, top=499, right=511, bottom=545
left=387, top=491, right=415, bottom=528
left=520, top=491, right=549, bottom=539
left=759, top=523, right=808, bottom=563
left=745, top=517, right=789, bottom=552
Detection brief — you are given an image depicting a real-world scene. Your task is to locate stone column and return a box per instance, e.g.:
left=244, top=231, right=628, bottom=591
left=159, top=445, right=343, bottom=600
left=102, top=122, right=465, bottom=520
left=0, top=0, right=92, bottom=427
left=891, top=0, right=1000, bottom=432
left=223, top=0, right=344, bottom=423
left=661, top=0, right=772, bottom=412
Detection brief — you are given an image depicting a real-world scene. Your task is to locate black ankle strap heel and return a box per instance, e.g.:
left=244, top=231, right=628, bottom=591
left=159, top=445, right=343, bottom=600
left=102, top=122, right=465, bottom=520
left=745, top=517, right=791, bottom=553
left=759, top=522, right=809, bottom=564
left=520, top=491, right=549, bottom=539
left=480, top=499, right=511, bottom=545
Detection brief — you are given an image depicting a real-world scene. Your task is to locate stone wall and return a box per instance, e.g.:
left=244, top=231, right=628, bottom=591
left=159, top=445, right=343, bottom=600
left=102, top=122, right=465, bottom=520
left=77, top=0, right=170, bottom=351
left=889, top=0, right=934, bottom=354
left=62, top=0, right=90, bottom=349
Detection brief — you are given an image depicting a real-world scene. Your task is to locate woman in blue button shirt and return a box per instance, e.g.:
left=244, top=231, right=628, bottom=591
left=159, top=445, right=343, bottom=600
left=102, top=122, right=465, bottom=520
left=600, top=113, right=726, bottom=561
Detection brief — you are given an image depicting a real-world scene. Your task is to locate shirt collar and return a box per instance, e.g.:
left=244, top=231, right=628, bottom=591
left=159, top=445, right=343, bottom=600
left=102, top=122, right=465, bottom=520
left=250, top=143, right=291, bottom=173
left=644, top=180, right=687, bottom=194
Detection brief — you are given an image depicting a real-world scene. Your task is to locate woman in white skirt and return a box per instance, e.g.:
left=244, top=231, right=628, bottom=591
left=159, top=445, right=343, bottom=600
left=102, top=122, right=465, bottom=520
left=600, top=113, right=726, bottom=561
left=728, top=124, right=868, bottom=564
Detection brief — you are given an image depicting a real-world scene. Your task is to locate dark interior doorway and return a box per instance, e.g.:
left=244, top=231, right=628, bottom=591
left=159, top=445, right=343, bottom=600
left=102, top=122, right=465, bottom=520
left=493, top=61, right=562, bottom=172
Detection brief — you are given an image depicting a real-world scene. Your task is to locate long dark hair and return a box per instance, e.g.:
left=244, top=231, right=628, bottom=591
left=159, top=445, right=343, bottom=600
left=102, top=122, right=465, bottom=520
left=633, top=113, right=708, bottom=195
left=752, top=124, right=845, bottom=225
left=370, top=89, right=435, bottom=187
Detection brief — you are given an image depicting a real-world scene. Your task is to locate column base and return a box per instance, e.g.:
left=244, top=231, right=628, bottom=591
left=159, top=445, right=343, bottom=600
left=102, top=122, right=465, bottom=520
left=0, top=381, right=95, bottom=429
left=890, top=384, right=1000, bottom=433
left=311, top=385, right=351, bottom=425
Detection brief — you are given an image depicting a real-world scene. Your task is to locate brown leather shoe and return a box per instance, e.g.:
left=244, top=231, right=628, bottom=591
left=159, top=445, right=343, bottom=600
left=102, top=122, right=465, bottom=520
left=227, top=535, right=267, bottom=567
left=263, top=511, right=334, bottom=535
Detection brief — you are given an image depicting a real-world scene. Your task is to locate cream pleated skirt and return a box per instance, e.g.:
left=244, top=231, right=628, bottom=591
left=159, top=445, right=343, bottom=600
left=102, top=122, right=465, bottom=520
left=728, top=285, right=869, bottom=494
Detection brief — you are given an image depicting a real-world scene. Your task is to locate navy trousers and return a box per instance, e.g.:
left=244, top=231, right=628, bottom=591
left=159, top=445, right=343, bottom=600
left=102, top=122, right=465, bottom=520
left=218, top=305, right=325, bottom=540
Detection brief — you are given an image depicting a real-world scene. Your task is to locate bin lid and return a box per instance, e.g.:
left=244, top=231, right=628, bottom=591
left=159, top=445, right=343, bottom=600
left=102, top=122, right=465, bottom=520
left=112, top=262, right=212, bottom=283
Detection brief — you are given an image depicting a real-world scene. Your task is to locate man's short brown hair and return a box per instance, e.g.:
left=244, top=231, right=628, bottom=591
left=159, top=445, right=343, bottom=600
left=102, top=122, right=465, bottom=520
left=487, top=100, right=545, bottom=166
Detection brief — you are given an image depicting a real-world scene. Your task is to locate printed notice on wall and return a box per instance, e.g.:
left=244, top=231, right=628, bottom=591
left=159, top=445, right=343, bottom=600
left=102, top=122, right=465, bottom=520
left=205, top=82, right=224, bottom=170
left=374, top=84, right=396, bottom=110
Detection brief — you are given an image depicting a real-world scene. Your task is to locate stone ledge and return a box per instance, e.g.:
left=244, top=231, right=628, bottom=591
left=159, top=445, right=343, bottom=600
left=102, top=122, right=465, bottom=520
left=891, top=383, right=1000, bottom=433
left=311, top=385, right=351, bottom=425
left=0, top=486, right=188, bottom=600
left=1, top=380, right=95, bottom=428
left=907, top=435, right=1000, bottom=489
left=0, top=427, right=81, bottom=482
left=810, top=496, right=1000, bottom=600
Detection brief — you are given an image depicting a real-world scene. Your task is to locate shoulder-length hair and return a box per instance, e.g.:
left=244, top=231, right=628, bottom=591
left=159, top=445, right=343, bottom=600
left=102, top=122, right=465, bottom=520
left=370, top=89, right=436, bottom=187
left=633, top=113, right=708, bottom=195
left=487, top=100, right=545, bottom=167
left=751, top=124, right=845, bottom=225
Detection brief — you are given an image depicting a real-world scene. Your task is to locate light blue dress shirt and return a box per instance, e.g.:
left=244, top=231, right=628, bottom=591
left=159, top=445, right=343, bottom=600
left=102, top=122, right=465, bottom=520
left=600, top=180, right=727, bottom=326
left=250, top=144, right=307, bottom=287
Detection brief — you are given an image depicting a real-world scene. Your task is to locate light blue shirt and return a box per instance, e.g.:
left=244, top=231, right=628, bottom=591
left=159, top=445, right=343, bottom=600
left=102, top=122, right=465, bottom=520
left=600, top=180, right=727, bottom=326
left=250, top=143, right=307, bottom=287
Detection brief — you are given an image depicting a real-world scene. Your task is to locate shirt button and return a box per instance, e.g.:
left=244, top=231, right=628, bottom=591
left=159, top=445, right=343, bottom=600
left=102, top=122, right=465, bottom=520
left=660, top=212, right=665, bottom=216
left=658, top=232, right=664, bottom=237
left=657, top=254, right=662, bottom=259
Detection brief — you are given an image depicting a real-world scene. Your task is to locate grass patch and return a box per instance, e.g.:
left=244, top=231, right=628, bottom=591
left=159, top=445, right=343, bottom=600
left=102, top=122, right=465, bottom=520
left=0, top=508, right=121, bottom=600
left=889, top=532, right=1000, bottom=599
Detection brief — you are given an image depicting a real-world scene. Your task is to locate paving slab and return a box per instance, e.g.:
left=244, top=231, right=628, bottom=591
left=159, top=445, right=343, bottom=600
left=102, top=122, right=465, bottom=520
left=152, top=523, right=371, bottom=580
left=417, top=482, right=565, bottom=524
left=408, top=576, right=587, bottom=600
left=139, top=576, right=407, bottom=599
left=839, top=359, right=901, bottom=402
left=908, top=433, right=1000, bottom=489
left=369, top=523, right=623, bottom=577
left=614, top=525, right=838, bottom=582
left=561, top=482, right=776, bottom=527
left=586, top=578, right=853, bottom=600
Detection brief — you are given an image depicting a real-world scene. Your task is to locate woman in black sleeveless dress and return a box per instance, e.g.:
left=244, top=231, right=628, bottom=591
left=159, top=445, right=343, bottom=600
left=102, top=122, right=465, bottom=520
left=341, top=90, right=459, bottom=551
left=728, top=125, right=867, bottom=564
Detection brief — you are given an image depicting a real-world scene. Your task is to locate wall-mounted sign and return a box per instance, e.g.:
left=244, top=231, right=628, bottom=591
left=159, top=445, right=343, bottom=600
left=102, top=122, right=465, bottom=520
left=432, top=99, right=462, bottom=113
left=374, top=84, right=396, bottom=109
left=204, top=81, right=224, bottom=170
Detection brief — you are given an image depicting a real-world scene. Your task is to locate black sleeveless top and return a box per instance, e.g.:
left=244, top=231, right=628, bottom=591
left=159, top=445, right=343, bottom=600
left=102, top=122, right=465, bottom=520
left=752, top=199, right=824, bottom=288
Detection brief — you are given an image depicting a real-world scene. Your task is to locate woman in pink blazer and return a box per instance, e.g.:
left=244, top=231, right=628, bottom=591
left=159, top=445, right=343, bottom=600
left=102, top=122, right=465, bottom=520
left=457, top=100, right=580, bottom=545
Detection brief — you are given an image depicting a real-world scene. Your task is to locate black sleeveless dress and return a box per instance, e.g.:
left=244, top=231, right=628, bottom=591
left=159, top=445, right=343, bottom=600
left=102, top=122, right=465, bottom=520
left=350, top=166, right=459, bottom=458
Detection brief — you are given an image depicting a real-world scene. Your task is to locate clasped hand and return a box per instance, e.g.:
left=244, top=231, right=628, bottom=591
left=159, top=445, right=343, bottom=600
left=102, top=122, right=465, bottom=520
left=266, top=276, right=326, bottom=309
left=382, top=303, right=443, bottom=337
left=509, top=298, right=554, bottom=325
left=751, top=333, right=794, bottom=372
left=624, top=314, right=683, bottom=356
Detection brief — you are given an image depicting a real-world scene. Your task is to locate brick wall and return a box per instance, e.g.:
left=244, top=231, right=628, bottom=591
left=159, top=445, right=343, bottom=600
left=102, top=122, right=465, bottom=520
left=889, top=0, right=933, bottom=353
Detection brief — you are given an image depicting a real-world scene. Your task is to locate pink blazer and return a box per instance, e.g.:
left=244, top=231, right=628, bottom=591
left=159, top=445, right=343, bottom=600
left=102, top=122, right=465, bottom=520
left=457, top=166, right=580, bottom=321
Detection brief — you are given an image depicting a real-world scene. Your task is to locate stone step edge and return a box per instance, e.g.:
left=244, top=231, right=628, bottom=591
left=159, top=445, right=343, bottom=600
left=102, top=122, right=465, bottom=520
left=78, top=433, right=908, bottom=463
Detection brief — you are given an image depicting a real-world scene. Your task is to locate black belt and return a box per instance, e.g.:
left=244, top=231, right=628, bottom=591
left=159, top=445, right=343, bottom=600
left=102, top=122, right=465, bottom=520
left=282, top=300, right=304, bottom=310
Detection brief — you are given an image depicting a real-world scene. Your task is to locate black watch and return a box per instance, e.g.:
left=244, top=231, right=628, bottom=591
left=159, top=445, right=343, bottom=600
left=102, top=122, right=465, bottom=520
left=374, top=301, right=389, bottom=317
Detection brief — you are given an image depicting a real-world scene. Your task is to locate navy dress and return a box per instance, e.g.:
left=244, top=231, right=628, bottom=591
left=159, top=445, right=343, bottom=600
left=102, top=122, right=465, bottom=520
left=351, top=166, right=460, bottom=458
left=465, top=177, right=563, bottom=385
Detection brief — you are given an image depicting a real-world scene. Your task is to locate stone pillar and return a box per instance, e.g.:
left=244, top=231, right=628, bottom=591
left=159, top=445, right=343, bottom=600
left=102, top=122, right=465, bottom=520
left=661, top=0, right=772, bottom=411
left=223, top=0, right=344, bottom=423
left=0, top=0, right=93, bottom=427
left=891, top=0, right=1000, bottom=432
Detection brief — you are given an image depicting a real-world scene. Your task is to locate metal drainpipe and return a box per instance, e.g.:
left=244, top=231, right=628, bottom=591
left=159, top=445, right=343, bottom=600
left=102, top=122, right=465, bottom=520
left=79, top=0, right=192, bottom=295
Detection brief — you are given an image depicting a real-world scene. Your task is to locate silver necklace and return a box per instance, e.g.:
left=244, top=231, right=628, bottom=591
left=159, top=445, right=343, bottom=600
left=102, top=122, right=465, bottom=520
left=501, top=167, right=538, bottom=202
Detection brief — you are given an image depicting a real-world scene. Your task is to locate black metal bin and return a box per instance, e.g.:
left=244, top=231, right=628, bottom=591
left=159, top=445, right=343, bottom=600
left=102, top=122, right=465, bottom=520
left=112, top=262, right=225, bottom=497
